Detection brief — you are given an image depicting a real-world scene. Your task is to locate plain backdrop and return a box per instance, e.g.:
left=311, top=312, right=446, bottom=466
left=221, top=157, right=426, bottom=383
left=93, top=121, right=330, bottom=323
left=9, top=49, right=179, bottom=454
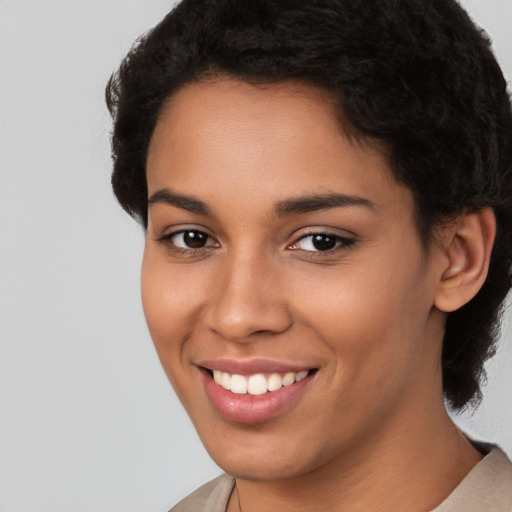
left=0, top=1, right=511, bottom=511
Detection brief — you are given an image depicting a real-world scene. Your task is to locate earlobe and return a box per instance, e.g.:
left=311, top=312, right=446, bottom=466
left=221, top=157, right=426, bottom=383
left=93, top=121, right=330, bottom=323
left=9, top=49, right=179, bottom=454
left=434, top=208, right=496, bottom=313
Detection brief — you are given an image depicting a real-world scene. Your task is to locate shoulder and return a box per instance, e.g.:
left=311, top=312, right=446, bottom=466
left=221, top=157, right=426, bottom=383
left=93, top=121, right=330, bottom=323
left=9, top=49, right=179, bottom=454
left=169, top=474, right=235, bottom=512
left=432, top=445, right=512, bottom=512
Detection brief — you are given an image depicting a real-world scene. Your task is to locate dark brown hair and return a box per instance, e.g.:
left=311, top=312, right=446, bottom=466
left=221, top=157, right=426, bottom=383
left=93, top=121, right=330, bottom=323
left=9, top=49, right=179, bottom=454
left=106, top=0, right=512, bottom=409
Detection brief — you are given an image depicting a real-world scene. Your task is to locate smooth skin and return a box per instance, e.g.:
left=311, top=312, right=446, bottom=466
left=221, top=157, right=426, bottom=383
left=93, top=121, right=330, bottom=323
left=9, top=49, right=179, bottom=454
left=142, top=79, right=495, bottom=511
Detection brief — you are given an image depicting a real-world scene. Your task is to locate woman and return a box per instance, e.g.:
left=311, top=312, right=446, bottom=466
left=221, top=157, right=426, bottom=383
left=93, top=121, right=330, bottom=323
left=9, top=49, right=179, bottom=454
left=107, top=0, right=512, bottom=510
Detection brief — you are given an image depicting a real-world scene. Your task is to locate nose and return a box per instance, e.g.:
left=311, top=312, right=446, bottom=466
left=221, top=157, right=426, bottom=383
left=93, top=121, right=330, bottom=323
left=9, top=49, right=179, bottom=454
left=204, top=252, right=293, bottom=342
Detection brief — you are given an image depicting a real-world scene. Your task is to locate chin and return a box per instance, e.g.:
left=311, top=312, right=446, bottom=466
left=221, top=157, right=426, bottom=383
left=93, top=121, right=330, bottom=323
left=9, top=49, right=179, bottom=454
left=198, top=428, right=326, bottom=482
left=214, top=454, right=311, bottom=482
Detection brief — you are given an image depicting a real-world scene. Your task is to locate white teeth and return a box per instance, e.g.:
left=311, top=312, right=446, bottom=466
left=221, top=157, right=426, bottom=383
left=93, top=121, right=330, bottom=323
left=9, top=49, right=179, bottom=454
left=213, top=370, right=223, bottom=385
left=248, top=374, right=267, bottom=395
left=211, top=369, right=310, bottom=395
left=230, top=374, right=248, bottom=394
left=221, top=372, right=231, bottom=390
left=295, top=370, right=308, bottom=382
left=282, top=372, right=296, bottom=386
left=267, top=373, right=283, bottom=392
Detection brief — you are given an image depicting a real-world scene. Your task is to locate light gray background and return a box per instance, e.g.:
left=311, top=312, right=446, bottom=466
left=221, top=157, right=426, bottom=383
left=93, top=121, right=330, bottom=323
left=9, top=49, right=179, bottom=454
left=0, top=1, right=511, bottom=511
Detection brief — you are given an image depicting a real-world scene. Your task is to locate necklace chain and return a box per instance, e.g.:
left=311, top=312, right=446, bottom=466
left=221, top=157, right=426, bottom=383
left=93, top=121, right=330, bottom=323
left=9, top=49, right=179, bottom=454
left=235, top=481, right=243, bottom=512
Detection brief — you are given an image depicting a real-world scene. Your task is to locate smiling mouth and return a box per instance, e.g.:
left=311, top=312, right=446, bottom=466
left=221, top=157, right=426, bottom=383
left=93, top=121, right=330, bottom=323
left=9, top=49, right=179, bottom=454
left=199, top=365, right=318, bottom=423
left=202, top=368, right=317, bottom=395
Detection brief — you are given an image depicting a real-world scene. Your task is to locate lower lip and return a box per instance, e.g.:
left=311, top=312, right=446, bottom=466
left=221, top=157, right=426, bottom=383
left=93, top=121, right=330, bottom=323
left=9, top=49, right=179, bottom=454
left=200, top=369, right=314, bottom=424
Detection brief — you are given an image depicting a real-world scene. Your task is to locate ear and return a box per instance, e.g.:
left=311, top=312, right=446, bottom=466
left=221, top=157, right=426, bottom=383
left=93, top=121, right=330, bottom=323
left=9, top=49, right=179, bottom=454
left=434, top=208, right=496, bottom=313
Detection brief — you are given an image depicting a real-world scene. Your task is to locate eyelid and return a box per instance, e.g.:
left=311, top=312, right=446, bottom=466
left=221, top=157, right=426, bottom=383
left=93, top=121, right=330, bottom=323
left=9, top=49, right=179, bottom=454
left=155, top=227, right=220, bottom=251
left=287, top=230, right=355, bottom=253
left=154, top=225, right=355, bottom=257
left=155, top=224, right=215, bottom=241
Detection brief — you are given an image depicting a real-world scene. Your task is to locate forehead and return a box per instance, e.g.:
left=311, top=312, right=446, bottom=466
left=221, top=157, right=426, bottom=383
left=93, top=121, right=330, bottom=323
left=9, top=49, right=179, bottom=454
left=146, top=78, right=415, bottom=226
left=149, top=78, right=349, bottom=174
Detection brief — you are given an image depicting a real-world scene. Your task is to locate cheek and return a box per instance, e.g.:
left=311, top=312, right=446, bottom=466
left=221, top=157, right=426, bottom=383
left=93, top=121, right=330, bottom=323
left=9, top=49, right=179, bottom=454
left=293, top=249, right=432, bottom=392
left=140, top=247, right=213, bottom=410
left=140, top=247, right=201, bottom=359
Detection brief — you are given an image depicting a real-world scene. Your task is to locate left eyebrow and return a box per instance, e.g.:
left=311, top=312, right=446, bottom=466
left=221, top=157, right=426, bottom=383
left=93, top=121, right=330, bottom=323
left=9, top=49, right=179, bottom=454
left=274, top=193, right=376, bottom=216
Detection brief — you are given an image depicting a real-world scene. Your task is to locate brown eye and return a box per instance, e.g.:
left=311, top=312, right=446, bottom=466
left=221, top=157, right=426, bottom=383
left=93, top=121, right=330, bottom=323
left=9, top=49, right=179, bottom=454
left=310, top=234, right=337, bottom=251
left=291, top=233, right=351, bottom=252
left=167, top=230, right=218, bottom=249
left=182, top=231, right=208, bottom=248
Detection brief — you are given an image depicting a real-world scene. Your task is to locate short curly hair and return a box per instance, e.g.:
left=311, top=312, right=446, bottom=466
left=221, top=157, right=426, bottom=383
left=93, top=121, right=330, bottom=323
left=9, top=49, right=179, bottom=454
left=106, top=0, right=512, bottom=410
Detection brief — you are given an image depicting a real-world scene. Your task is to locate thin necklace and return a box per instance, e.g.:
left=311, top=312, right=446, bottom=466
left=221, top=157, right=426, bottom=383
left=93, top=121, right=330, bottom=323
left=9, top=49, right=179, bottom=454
left=235, top=481, right=243, bottom=512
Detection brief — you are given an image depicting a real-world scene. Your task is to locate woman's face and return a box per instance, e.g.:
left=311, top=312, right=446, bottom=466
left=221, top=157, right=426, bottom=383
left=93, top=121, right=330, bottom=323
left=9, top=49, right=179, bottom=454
left=142, top=79, right=446, bottom=480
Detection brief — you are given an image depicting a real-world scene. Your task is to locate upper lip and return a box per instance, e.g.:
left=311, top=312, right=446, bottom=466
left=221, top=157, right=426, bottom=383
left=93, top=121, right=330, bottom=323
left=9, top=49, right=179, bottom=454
left=197, top=358, right=314, bottom=375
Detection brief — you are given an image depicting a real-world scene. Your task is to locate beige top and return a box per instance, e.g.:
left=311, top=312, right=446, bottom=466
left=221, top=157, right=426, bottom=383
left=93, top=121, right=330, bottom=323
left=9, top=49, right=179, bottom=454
left=170, top=446, right=512, bottom=512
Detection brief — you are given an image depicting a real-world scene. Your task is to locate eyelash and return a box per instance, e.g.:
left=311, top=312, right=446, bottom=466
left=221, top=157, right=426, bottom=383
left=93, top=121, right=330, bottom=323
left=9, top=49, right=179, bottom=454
left=156, top=230, right=219, bottom=257
left=289, top=232, right=355, bottom=256
left=156, top=229, right=355, bottom=258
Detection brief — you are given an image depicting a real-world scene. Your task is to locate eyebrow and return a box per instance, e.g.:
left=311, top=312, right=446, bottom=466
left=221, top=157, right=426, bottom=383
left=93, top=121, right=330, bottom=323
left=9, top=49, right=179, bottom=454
left=274, top=193, right=376, bottom=216
left=148, top=189, right=213, bottom=216
left=147, top=188, right=376, bottom=217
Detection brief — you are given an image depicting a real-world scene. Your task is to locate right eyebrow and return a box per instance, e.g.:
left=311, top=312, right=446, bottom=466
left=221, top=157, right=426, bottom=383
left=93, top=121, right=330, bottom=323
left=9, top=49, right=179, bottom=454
left=147, top=188, right=213, bottom=216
